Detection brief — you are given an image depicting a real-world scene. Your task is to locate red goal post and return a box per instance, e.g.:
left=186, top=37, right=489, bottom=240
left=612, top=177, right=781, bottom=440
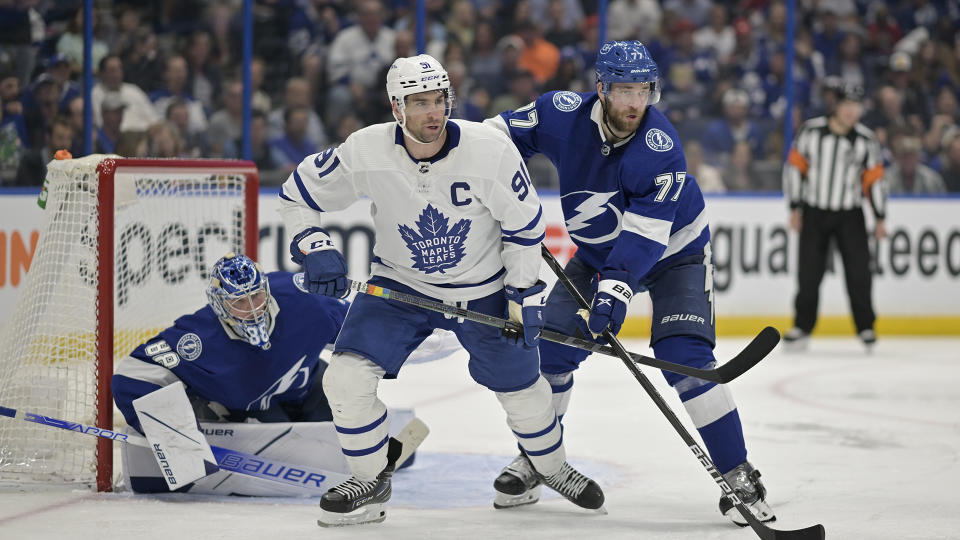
left=0, top=156, right=258, bottom=491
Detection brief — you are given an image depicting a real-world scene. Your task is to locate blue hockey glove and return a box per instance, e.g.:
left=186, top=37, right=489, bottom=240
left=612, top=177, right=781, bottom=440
left=289, top=227, right=349, bottom=298
left=587, top=271, right=632, bottom=336
left=504, top=280, right=548, bottom=348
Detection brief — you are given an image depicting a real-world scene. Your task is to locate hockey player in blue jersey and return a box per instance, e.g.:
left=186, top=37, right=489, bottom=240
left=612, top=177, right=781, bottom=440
left=486, top=41, right=776, bottom=526
left=278, top=54, right=604, bottom=526
left=113, top=253, right=450, bottom=496
left=113, top=253, right=349, bottom=434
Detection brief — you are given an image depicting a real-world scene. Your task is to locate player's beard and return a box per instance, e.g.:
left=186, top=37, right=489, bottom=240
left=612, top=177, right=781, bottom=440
left=606, top=103, right=644, bottom=135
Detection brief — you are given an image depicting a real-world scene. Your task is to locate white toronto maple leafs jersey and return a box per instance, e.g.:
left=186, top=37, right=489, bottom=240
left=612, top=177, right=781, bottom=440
left=278, top=120, right=545, bottom=301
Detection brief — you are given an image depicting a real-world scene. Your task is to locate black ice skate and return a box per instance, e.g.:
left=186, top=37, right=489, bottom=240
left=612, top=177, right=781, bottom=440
left=493, top=452, right=542, bottom=509
left=317, top=438, right=402, bottom=527
left=538, top=462, right=606, bottom=513
left=782, top=327, right=810, bottom=351
left=718, top=461, right=776, bottom=526
left=859, top=329, right=877, bottom=352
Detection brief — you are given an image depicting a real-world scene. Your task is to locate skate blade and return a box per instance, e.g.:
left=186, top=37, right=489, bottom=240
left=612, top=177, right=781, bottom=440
left=724, top=501, right=776, bottom=527
left=317, top=504, right=387, bottom=527
left=493, top=485, right=541, bottom=509
left=592, top=505, right=608, bottom=515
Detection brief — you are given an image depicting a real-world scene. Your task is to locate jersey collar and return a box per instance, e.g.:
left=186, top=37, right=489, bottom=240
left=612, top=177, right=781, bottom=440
left=590, top=99, right=637, bottom=148
left=394, top=121, right=461, bottom=164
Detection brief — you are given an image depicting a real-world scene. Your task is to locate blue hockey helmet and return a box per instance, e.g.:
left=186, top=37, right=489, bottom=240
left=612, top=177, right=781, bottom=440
left=206, top=253, right=273, bottom=349
left=595, top=40, right=661, bottom=104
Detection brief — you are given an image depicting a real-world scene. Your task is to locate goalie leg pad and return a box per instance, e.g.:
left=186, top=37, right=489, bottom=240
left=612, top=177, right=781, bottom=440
left=322, top=352, right=389, bottom=480
left=496, top=376, right=565, bottom=477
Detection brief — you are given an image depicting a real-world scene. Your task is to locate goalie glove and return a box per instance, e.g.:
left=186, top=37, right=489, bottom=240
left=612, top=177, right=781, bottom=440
left=586, top=271, right=632, bottom=336
left=289, top=226, right=349, bottom=298
left=504, top=280, right=547, bottom=348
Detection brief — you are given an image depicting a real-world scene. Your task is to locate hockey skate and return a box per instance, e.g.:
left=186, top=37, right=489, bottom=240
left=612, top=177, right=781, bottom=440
left=718, top=461, right=776, bottom=526
left=317, top=438, right=401, bottom=527
left=858, top=329, right=877, bottom=353
left=782, top=327, right=810, bottom=351
left=493, top=453, right=542, bottom=509
left=538, top=462, right=606, bottom=513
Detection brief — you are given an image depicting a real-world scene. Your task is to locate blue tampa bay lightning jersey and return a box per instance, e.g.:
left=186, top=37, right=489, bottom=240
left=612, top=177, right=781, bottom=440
left=112, top=272, right=348, bottom=433
left=487, top=91, right=710, bottom=289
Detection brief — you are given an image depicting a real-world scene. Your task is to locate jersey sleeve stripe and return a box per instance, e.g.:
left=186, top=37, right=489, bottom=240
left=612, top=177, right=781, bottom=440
left=293, top=169, right=323, bottom=211
left=659, top=209, right=709, bottom=260
left=316, top=156, right=341, bottom=179
left=622, top=212, right=672, bottom=246
left=502, top=232, right=545, bottom=246
left=279, top=191, right=294, bottom=202
left=500, top=206, right=543, bottom=235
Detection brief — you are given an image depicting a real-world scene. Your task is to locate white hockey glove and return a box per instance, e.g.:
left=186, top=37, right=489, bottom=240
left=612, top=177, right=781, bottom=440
left=504, top=280, right=547, bottom=348
left=133, top=382, right=218, bottom=490
left=586, top=271, right=632, bottom=336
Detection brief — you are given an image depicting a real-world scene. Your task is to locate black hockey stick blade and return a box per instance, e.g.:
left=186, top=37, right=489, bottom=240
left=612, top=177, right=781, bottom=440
left=711, top=326, right=781, bottom=383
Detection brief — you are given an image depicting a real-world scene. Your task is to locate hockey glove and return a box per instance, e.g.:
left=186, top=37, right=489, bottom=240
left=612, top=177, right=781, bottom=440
left=587, top=271, right=632, bottom=336
left=289, top=227, right=349, bottom=298
left=504, top=280, right=547, bottom=348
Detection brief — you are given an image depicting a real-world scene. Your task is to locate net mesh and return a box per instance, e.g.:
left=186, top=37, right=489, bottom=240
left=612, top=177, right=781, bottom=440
left=0, top=155, right=252, bottom=487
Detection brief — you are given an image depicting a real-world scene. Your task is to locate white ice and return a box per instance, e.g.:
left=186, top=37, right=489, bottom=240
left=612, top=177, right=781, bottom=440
left=2, top=336, right=958, bottom=540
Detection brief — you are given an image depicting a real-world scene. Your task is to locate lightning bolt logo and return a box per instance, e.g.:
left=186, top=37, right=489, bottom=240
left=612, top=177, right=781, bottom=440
left=562, top=191, right=622, bottom=244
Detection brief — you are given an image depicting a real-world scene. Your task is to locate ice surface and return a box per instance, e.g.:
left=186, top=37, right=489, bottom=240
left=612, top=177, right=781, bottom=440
left=2, top=336, right=958, bottom=539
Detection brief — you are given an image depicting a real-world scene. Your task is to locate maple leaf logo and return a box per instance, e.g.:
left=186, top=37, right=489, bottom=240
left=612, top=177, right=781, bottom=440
left=398, top=204, right=471, bottom=274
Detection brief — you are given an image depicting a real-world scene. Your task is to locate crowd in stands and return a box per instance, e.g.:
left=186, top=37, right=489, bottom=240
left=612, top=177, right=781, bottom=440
left=1, top=0, right=959, bottom=192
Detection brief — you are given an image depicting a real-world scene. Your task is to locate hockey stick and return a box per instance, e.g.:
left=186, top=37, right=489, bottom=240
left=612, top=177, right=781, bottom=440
left=341, top=277, right=766, bottom=384
left=540, top=245, right=824, bottom=540
left=0, top=406, right=428, bottom=495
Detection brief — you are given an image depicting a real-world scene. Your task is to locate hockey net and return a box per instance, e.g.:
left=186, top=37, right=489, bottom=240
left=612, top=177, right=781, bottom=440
left=0, top=155, right=258, bottom=491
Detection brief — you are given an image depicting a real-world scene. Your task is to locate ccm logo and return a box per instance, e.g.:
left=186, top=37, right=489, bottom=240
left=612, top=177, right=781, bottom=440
left=309, top=239, right=332, bottom=250
left=421, top=75, right=441, bottom=81
left=661, top=313, right=705, bottom=324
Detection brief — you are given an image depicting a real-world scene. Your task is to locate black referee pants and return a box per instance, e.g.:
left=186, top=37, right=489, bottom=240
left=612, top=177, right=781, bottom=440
left=793, top=205, right=876, bottom=334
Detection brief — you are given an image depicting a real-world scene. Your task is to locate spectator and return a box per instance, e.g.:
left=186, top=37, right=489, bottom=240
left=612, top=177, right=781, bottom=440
left=685, top=140, right=725, bottom=193
left=92, top=54, right=159, bottom=131
left=248, top=57, right=272, bottom=114
left=95, top=92, right=124, bottom=154
left=606, top=0, right=662, bottom=43
left=64, top=95, right=85, bottom=157
left=515, top=21, right=561, bottom=86
left=701, top=89, right=767, bottom=166
left=22, top=54, right=80, bottom=115
left=885, top=135, right=948, bottom=194
left=270, top=106, right=318, bottom=174
left=446, top=0, right=476, bottom=51
left=663, top=0, right=712, bottom=27
left=147, top=121, right=185, bottom=159
left=0, top=90, right=24, bottom=184
left=207, top=79, right=243, bottom=157
left=268, top=77, right=328, bottom=150
left=542, top=0, right=582, bottom=49
left=469, top=21, right=505, bottom=96
left=940, top=131, right=960, bottom=192
left=488, top=70, right=537, bottom=117
left=115, top=130, right=149, bottom=158
left=0, top=72, right=27, bottom=151
left=166, top=98, right=207, bottom=158
left=225, top=110, right=275, bottom=181
left=56, top=8, right=109, bottom=76
left=184, top=30, right=222, bottom=112
left=149, top=56, right=208, bottom=136
left=885, top=50, right=929, bottom=130
left=326, top=0, right=396, bottom=119
left=24, top=75, right=59, bottom=149
left=694, top=4, right=735, bottom=65
left=14, top=116, right=72, bottom=187
left=122, top=26, right=163, bottom=94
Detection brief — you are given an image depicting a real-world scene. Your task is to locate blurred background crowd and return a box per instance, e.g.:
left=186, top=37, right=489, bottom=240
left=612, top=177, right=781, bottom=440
left=0, top=0, right=959, bottom=192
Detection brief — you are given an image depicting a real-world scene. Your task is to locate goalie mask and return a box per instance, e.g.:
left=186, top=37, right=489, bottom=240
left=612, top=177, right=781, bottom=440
left=386, top=54, right=455, bottom=145
left=206, top=253, right=274, bottom=349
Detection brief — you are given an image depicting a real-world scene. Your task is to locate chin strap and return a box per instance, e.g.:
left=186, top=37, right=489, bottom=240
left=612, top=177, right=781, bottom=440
left=394, top=98, right=449, bottom=146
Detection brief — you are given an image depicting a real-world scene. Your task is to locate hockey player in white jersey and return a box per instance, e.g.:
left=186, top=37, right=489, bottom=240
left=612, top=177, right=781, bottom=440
left=278, top=54, right=605, bottom=526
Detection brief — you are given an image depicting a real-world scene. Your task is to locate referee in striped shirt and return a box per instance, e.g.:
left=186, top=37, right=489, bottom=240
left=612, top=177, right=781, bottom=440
left=782, top=83, right=887, bottom=349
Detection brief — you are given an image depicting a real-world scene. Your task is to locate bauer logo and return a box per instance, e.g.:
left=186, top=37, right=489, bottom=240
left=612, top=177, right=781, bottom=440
left=176, top=333, right=203, bottom=361
left=645, top=128, right=674, bottom=152
left=552, top=91, right=582, bottom=112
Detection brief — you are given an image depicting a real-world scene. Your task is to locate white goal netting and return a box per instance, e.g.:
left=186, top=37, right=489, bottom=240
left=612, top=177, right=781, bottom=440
left=0, top=155, right=256, bottom=489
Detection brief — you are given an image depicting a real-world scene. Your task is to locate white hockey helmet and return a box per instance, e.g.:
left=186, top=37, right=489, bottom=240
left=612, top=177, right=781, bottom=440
left=386, top=54, right=455, bottom=144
